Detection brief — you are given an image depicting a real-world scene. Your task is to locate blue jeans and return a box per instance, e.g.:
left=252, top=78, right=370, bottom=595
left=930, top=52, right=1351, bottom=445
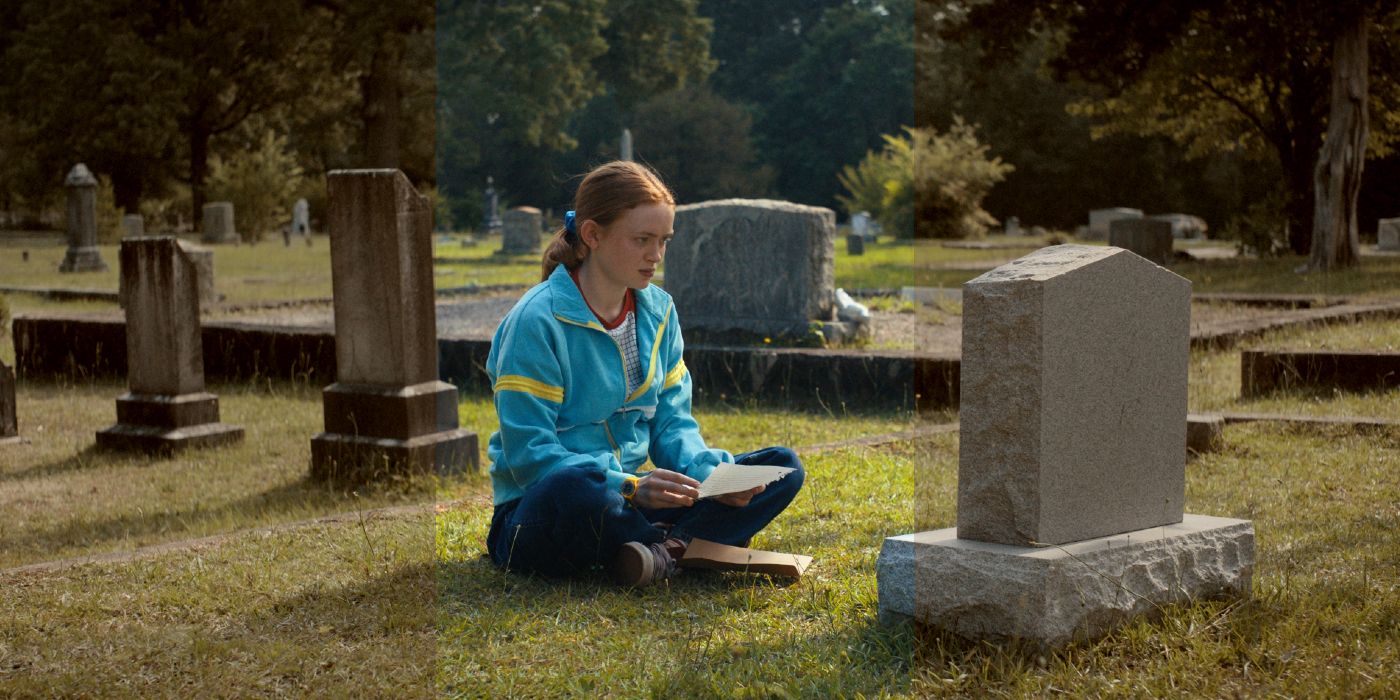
left=486, top=446, right=804, bottom=578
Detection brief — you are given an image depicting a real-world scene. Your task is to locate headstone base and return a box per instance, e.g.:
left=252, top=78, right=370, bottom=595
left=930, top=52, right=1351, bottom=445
left=310, top=380, right=480, bottom=481
left=310, top=429, right=479, bottom=482
left=97, top=392, right=244, bottom=452
left=59, top=247, right=109, bottom=273
left=876, top=514, right=1254, bottom=649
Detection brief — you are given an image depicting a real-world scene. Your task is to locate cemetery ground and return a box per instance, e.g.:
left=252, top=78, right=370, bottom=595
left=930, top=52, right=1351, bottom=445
left=1, top=232, right=1398, bottom=695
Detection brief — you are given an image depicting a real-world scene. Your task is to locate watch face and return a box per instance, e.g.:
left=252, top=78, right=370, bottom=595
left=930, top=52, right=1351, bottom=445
left=622, top=477, right=638, bottom=497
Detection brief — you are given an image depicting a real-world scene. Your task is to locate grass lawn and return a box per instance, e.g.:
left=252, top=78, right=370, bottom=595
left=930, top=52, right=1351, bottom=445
left=3, top=229, right=1399, bottom=696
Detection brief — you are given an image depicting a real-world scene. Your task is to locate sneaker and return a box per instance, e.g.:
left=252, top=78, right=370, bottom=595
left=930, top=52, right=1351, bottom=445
left=610, top=538, right=685, bottom=587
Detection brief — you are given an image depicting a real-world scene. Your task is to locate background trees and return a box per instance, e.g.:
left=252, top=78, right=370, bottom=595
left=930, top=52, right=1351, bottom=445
left=949, top=0, right=1400, bottom=266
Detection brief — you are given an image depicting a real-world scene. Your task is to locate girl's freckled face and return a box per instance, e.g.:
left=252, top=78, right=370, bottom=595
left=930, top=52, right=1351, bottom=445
left=590, top=203, right=674, bottom=290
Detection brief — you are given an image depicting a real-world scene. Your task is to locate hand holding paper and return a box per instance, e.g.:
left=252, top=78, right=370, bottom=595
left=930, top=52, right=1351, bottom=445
left=698, top=462, right=795, bottom=499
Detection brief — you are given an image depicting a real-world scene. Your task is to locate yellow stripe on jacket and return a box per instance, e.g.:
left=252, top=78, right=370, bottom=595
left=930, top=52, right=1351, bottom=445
left=494, top=374, right=564, bottom=403
left=663, top=359, right=687, bottom=390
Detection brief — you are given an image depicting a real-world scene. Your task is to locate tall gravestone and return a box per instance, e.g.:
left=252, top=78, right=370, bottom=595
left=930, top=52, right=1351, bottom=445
left=201, top=202, right=240, bottom=244
left=96, top=237, right=243, bottom=452
left=1087, top=207, right=1143, bottom=241
left=499, top=206, right=542, bottom=255
left=481, top=177, right=502, bottom=234
left=670, top=199, right=836, bottom=340
left=1, top=359, right=17, bottom=444
left=310, top=169, right=479, bottom=482
left=58, top=164, right=109, bottom=273
left=877, top=245, right=1255, bottom=648
left=1379, top=217, right=1400, bottom=251
left=620, top=128, right=634, bottom=162
left=1109, top=217, right=1175, bottom=266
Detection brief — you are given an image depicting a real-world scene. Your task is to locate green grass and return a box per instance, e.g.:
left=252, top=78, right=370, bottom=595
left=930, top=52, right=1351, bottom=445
left=1175, top=255, right=1400, bottom=299
left=4, top=229, right=1400, bottom=695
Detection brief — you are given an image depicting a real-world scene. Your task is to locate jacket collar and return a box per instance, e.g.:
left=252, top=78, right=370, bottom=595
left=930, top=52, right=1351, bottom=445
left=548, top=263, right=665, bottom=326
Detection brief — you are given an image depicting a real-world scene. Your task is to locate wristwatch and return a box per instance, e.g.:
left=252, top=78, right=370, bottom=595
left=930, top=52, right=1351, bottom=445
left=620, top=474, right=640, bottom=501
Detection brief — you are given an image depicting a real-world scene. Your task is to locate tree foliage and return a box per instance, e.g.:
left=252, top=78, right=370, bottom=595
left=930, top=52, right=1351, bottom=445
left=949, top=0, right=1400, bottom=259
left=629, top=86, right=772, bottom=203
left=838, top=121, right=1012, bottom=240
left=206, top=132, right=304, bottom=243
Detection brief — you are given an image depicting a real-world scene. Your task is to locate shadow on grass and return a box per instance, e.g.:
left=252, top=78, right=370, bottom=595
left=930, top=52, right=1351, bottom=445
left=1, top=443, right=109, bottom=483
left=1, top=475, right=427, bottom=568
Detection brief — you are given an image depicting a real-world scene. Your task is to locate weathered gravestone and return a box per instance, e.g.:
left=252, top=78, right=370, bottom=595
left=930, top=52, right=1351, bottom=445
left=670, top=199, right=836, bottom=340
left=1087, top=207, right=1143, bottom=241
left=1379, top=217, right=1400, bottom=251
left=310, top=169, right=479, bottom=482
left=1004, top=216, right=1022, bottom=236
left=1110, top=217, right=1175, bottom=266
left=121, top=214, right=145, bottom=238
left=58, top=164, right=109, bottom=273
left=96, top=237, right=244, bottom=452
left=877, top=245, right=1254, bottom=648
left=1, top=359, right=17, bottom=444
left=201, top=202, right=240, bottom=244
left=120, top=239, right=217, bottom=309
left=499, top=206, right=542, bottom=255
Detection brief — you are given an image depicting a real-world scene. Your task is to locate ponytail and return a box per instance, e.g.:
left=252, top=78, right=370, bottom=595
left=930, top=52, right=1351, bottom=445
left=541, top=226, right=588, bottom=281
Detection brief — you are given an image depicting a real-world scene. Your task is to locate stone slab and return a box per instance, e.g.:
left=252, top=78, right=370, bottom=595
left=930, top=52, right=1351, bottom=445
left=846, top=234, right=865, bottom=256
left=876, top=514, right=1255, bottom=649
left=310, top=428, right=479, bottom=483
left=58, top=247, right=108, bottom=273
left=1242, top=349, right=1400, bottom=398
left=670, top=199, right=836, bottom=339
left=1109, top=218, right=1175, bottom=266
left=959, top=245, right=1191, bottom=546
left=1379, top=217, right=1400, bottom=251
left=96, top=421, right=244, bottom=454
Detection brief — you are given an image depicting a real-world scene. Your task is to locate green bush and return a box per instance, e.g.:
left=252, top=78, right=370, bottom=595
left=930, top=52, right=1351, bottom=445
left=207, top=132, right=303, bottom=243
left=838, top=119, right=1013, bottom=239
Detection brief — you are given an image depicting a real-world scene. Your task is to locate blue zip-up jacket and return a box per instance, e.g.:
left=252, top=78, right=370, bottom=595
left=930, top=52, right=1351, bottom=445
left=486, top=264, right=732, bottom=505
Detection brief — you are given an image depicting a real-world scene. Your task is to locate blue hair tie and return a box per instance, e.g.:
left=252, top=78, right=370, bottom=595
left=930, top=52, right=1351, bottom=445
left=564, top=210, right=577, bottom=235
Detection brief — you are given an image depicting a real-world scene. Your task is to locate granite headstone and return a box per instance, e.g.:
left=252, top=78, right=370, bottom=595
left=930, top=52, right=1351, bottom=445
left=0, top=359, right=17, bottom=443
left=1109, top=217, right=1175, bottom=266
left=499, top=206, right=543, bottom=255
left=669, top=199, right=836, bottom=340
left=877, top=245, right=1255, bottom=648
left=1087, top=207, right=1143, bottom=241
left=1379, top=217, right=1400, bottom=251
left=201, top=202, right=240, bottom=244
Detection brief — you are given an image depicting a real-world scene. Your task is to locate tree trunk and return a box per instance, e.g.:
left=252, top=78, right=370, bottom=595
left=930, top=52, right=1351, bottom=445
left=190, top=123, right=210, bottom=232
left=361, top=35, right=403, bottom=169
left=1308, top=14, right=1368, bottom=272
